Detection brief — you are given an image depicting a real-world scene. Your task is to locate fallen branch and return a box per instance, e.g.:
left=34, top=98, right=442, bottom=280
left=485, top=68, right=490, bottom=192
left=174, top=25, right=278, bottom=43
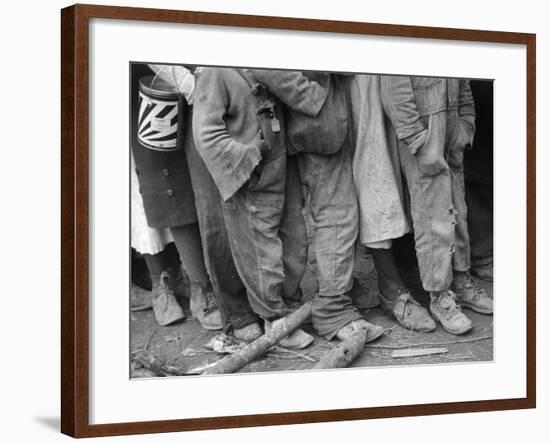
left=313, top=328, right=367, bottom=369
left=202, top=302, right=312, bottom=375
left=365, top=334, right=493, bottom=350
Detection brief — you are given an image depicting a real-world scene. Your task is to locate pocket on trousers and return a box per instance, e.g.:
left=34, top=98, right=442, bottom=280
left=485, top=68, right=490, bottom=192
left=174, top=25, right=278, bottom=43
left=447, top=121, right=469, bottom=168
left=248, top=153, right=286, bottom=194
left=411, top=77, right=443, bottom=90
left=415, top=114, right=448, bottom=177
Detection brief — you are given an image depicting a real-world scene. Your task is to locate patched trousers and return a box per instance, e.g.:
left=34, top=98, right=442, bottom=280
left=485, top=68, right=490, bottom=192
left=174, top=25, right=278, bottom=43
left=398, top=109, right=471, bottom=293
left=185, top=120, right=257, bottom=331
left=221, top=151, right=308, bottom=320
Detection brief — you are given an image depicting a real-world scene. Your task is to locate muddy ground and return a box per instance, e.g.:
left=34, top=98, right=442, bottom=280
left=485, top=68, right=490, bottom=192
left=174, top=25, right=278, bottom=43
left=130, top=246, right=493, bottom=377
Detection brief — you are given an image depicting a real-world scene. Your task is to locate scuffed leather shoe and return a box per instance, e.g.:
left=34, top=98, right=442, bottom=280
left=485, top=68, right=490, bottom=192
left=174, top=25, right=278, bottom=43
left=452, top=272, right=493, bottom=314
left=335, top=319, right=385, bottom=343
left=152, top=271, right=186, bottom=326
left=379, top=291, right=436, bottom=332
left=233, top=322, right=263, bottom=342
left=189, top=282, right=223, bottom=330
left=264, top=318, right=314, bottom=350
left=430, top=290, right=472, bottom=335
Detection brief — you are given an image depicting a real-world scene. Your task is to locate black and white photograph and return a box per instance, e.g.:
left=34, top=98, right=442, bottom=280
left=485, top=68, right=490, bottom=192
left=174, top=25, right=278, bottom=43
left=129, top=63, right=494, bottom=377
left=2, top=0, right=544, bottom=439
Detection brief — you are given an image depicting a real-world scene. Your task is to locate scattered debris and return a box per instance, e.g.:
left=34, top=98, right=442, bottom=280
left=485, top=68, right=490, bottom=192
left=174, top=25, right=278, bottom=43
left=131, top=368, right=157, bottom=378
left=391, top=347, right=448, bottom=358
left=187, top=361, right=219, bottom=375
left=202, top=302, right=312, bottom=375
left=132, top=350, right=193, bottom=377
left=441, top=354, right=476, bottom=361
left=365, top=334, right=493, bottom=350
left=144, top=328, right=157, bottom=351
left=272, top=346, right=317, bottom=362
left=205, top=334, right=246, bottom=354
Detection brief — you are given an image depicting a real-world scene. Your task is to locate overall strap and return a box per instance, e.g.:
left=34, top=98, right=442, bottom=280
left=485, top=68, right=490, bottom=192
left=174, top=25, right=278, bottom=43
left=234, top=68, right=258, bottom=93
left=234, top=68, right=275, bottom=105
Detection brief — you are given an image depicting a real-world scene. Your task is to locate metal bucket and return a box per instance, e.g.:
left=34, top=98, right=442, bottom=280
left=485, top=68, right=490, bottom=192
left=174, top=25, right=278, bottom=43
left=137, top=75, right=186, bottom=151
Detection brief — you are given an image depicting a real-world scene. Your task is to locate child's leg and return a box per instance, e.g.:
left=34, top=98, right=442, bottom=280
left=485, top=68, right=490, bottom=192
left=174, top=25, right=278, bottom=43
left=398, top=111, right=455, bottom=293
left=184, top=127, right=258, bottom=332
left=170, top=223, right=209, bottom=286
left=446, top=112, right=492, bottom=315
left=445, top=111, right=471, bottom=274
left=142, top=246, right=186, bottom=326
left=371, top=246, right=407, bottom=299
left=279, top=156, right=308, bottom=306
left=142, top=247, right=171, bottom=279
left=297, top=143, right=363, bottom=340
left=170, top=223, right=222, bottom=330
left=221, top=155, right=289, bottom=320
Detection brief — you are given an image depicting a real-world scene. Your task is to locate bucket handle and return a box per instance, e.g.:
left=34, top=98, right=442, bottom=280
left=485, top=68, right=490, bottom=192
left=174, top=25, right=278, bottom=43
left=150, top=65, right=182, bottom=96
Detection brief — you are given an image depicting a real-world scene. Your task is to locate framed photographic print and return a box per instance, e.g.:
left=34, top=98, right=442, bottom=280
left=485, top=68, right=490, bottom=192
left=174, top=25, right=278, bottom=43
left=61, top=3, right=536, bottom=438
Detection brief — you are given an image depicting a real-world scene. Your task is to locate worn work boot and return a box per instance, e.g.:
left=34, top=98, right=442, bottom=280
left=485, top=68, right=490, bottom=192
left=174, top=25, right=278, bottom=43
left=189, top=282, right=223, bottom=330
left=336, top=319, right=385, bottom=343
left=430, top=290, right=472, bottom=335
left=264, top=318, right=314, bottom=350
left=233, top=322, right=263, bottom=342
left=152, top=271, right=186, bottom=326
left=452, top=272, right=493, bottom=314
left=379, top=291, right=436, bottom=332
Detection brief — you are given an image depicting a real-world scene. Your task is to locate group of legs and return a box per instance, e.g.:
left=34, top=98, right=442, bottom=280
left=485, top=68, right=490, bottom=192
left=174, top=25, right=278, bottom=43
left=132, top=66, right=494, bottom=353
left=368, top=76, right=493, bottom=336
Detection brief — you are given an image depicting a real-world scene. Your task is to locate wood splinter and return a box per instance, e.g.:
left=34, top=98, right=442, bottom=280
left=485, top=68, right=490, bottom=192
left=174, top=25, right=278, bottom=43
left=391, top=347, right=448, bottom=358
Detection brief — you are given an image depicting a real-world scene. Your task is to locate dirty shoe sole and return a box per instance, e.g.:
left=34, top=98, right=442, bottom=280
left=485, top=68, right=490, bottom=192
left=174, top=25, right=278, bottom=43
left=431, top=312, right=472, bottom=335
left=365, top=325, right=385, bottom=343
left=457, top=301, right=493, bottom=315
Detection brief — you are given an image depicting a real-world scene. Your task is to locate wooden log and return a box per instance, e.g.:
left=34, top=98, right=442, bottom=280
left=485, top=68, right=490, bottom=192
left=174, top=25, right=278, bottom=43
left=202, top=302, right=312, bottom=375
left=313, top=328, right=367, bottom=369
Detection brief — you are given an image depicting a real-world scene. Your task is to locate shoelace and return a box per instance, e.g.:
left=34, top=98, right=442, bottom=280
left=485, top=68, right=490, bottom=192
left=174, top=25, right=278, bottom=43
left=203, top=288, right=218, bottom=314
left=461, top=273, right=486, bottom=301
left=379, top=292, right=419, bottom=321
left=438, top=291, right=463, bottom=317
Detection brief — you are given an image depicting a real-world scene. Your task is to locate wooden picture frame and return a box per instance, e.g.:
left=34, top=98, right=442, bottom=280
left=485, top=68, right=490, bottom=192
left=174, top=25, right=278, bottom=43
left=61, top=3, right=536, bottom=437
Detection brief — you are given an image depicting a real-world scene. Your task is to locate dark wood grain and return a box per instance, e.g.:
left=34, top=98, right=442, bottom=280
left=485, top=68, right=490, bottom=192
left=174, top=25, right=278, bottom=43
left=61, top=5, right=76, bottom=436
left=60, top=3, right=536, bottom=438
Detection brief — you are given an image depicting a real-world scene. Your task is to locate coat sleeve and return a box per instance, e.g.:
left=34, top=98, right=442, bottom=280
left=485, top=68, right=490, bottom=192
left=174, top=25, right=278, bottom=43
left=192, top=69, right=262, bottom=201
left=380, top=75, right=427, bottom=155
left=458, top=79, right=476, bottom=146
left=250, top=69, right=328, bottom=117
